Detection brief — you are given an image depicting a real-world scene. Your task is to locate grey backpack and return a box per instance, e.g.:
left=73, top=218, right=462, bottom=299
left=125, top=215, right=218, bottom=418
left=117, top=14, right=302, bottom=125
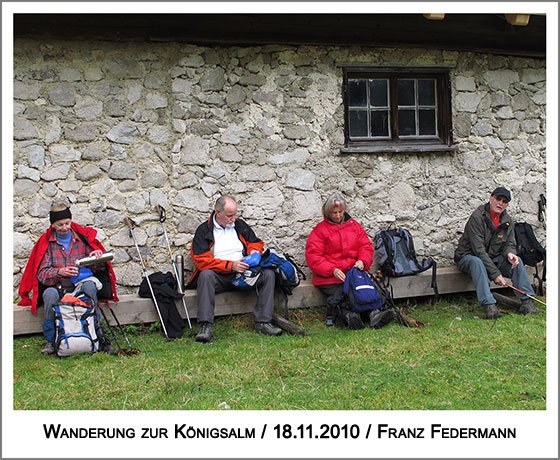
left=374, top=227, right=439, bottom=296
left=54, top=291, right=99, bottom=357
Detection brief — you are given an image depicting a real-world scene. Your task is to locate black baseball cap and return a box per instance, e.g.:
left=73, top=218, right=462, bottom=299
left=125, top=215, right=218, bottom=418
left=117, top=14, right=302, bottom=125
left=491, top=187, right=511, bottom=202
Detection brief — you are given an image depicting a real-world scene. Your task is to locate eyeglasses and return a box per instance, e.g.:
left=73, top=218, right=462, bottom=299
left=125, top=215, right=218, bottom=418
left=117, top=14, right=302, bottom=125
left=493, top=196, right=509, bottom=204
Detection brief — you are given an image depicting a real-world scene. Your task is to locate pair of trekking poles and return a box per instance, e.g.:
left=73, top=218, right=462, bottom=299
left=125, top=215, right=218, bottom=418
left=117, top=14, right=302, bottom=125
left=76, top=251, right=139, bottom=355
left=125, top=205, right=193, bottom=340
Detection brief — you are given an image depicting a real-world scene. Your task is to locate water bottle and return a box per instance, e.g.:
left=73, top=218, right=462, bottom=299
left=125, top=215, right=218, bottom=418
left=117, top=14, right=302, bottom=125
left=175, top=255, right=184, bottom=289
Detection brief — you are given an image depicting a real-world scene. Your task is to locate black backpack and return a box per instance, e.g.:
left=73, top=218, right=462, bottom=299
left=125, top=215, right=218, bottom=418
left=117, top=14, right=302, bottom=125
left=373, top=227, right=439, bottom=296
left=514, top=222, right=546, bottom=295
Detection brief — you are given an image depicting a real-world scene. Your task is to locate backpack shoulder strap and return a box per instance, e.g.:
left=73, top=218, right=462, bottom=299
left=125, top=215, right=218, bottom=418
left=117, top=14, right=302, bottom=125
left=284, top=253, right=306, bottom=280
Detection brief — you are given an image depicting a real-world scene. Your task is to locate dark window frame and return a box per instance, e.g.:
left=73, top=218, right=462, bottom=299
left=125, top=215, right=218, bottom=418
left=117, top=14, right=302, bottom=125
left=342, top=66, right=455, bottom=154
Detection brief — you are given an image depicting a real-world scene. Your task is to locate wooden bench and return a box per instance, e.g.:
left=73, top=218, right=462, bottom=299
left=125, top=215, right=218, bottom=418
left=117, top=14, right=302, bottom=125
left=13, top=266, right=538, bottom=336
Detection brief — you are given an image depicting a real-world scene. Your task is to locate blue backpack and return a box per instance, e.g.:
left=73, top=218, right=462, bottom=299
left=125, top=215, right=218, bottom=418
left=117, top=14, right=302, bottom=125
left=232, top=252, right=263, bottom=289
left=343, top=267, right=383, bottom=313
left=260, top=248, right=306, bottom=319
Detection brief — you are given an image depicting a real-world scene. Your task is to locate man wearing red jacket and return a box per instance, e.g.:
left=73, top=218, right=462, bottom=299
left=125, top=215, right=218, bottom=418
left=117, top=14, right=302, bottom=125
left=306, top=192, right=393, bottom=329
left=18, top=202, right=118, bottom=355
left=187, top=195, right=282, bottom=342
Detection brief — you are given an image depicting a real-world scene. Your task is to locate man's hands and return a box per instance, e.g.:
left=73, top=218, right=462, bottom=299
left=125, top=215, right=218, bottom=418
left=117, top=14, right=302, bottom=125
left=232, top=249, right=261, bottom=273
left=58, top=266, right=79, bottom=278
left=494, top=253, right=519, bottom=286
left=507, top=252, right=519, bottom=268
left=493, top=274, right=507, bottom=286
left=232, top=260, right=250, bottom=273
left=58, top=250, right=104, bottom=278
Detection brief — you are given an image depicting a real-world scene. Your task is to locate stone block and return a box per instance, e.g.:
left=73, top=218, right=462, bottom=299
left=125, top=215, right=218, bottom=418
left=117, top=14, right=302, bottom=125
left=454, top=76, right=476, bottom=91
left=14, top=81, right=41, bottom=100
left=14, top=118, right=39, bottom=140
left=64, top=123, right=99, bottom=142
left=49, top=144, right=82, bottom=163
left=286, top=168, right=315, bottom=190
left=483, top=70, right=519, bottom=91
left=200, top=67, right=226, bottom=92
left=106, top=123, right=140, bottom=144
left=75, top=96, right=103, bottom=120
left=27, top=144, right=45, bottom=168
left=173, top=189, right=209, bottom=212
left=108, top=162, right=138, bottom=180
left=40, top=164, right=72, bottom=181
left=75, top=164, right=102, bottom=181
left=48, top=82, right=75, bottom=107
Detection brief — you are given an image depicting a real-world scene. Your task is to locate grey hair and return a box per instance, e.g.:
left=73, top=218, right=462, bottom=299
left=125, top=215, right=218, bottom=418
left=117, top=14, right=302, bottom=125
left=322, top=192, right=347, bottom=217
left=215, top=195, right=236, bottom=211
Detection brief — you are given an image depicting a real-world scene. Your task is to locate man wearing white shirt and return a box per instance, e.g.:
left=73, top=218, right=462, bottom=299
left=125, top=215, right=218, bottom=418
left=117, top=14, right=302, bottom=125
left=187, top=195, right=282, bottom=342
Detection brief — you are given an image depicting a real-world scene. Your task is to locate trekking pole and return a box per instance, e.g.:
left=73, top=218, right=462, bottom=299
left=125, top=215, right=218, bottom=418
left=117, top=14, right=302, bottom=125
left=105, top=300, right=138, bottom=352
left=125, top=217, right=170, bottom=340
left=538, top=194, right=546, bottom=229
left=503, top=282, right=547, bottom=307
left=370, top=272, right=409, bottom=327
left=97, top=303, right=123, bottom=351
left=156, top=205, right=193, bottom=334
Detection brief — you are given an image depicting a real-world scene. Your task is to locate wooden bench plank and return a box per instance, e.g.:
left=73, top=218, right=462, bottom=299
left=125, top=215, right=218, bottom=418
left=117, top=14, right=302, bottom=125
left=13, top=265, right=539, bottom=336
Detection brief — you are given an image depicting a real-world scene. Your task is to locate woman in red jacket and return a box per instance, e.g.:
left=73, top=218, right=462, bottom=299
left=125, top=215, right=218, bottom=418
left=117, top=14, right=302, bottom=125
left=306, top=192, right=391, bottom=328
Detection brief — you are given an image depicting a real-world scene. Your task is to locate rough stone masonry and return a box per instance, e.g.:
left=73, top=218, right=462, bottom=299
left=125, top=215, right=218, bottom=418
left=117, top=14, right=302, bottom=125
left=13, top=39, right=546, bottom=295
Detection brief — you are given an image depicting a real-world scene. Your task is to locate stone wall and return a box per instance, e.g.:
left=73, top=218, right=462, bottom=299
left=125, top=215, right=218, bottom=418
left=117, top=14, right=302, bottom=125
left=13, top=38, right=546, bottom=295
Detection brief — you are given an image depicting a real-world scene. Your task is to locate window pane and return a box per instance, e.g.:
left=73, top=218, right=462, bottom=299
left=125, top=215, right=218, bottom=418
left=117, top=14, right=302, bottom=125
left=418, top=79, right=435, bottom=105
left=348, top=79, right=367, bottom=107
left=369, top=80, right=388, bottom=107
left=398, top=79, right=415, bottom=106
left=398, top=109, right=416, bottom=135
left=419, top=109, right=436, bottom=135
left=349, top=109, right=368, bottom=137
left=370, top=110, right=389, bottom=137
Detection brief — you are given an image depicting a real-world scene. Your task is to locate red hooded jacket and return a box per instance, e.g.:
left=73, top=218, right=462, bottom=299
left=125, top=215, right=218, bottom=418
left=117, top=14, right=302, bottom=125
left=18, top=222, right=118, bottom=313
left=305, top=214, right=374, bottom=286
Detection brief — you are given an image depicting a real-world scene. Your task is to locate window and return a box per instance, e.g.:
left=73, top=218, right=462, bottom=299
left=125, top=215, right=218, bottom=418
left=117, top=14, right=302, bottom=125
left=342, top=67, right=454, bottom=153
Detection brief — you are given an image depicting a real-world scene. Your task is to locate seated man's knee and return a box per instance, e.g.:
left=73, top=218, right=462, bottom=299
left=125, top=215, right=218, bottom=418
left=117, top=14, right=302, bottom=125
left=81, top=280, right=98, bottom=298
left=260, top=268, right=276, bottom=282
left=197, top=269, right=218, bottom=287
left=43, top=287, right=60, bottom=305
left=470, top=255, right=484, bottom=267
left=463, top=255, right=485, bottom=271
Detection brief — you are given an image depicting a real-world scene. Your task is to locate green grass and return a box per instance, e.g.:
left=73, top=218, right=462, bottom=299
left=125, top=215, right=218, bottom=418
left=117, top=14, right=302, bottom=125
left=13, top=294, right=546, bottom=410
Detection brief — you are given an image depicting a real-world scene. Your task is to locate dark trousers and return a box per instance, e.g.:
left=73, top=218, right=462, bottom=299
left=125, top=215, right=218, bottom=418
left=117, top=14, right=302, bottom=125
left=196, top=268, right=276, bottom=324
left=317, top=283, right=344, bottom=318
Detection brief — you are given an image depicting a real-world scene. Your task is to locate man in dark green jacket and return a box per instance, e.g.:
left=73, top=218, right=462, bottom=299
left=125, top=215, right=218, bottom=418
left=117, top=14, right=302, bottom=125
left=454, top=187, right=540, bottom=319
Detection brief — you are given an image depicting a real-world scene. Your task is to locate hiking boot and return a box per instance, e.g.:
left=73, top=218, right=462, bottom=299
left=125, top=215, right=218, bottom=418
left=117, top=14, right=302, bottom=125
left=325, top=315, right=334, bottom=327
left=195, top=323, right=213, bottom=343
left=255, top=322, right=283, bottom=336
left=483, top=303, right=502, bottom=319
left=369, top=309, right=394, bottom=329
left=518, top=299, right=541, bottom=315
left=98, top=335, right=118, bottom=355
left=343, top=311, right=365, bottom=330
left=41, top=342, right=55, bottom=355
left=101, top=342, right=118, bottom=356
